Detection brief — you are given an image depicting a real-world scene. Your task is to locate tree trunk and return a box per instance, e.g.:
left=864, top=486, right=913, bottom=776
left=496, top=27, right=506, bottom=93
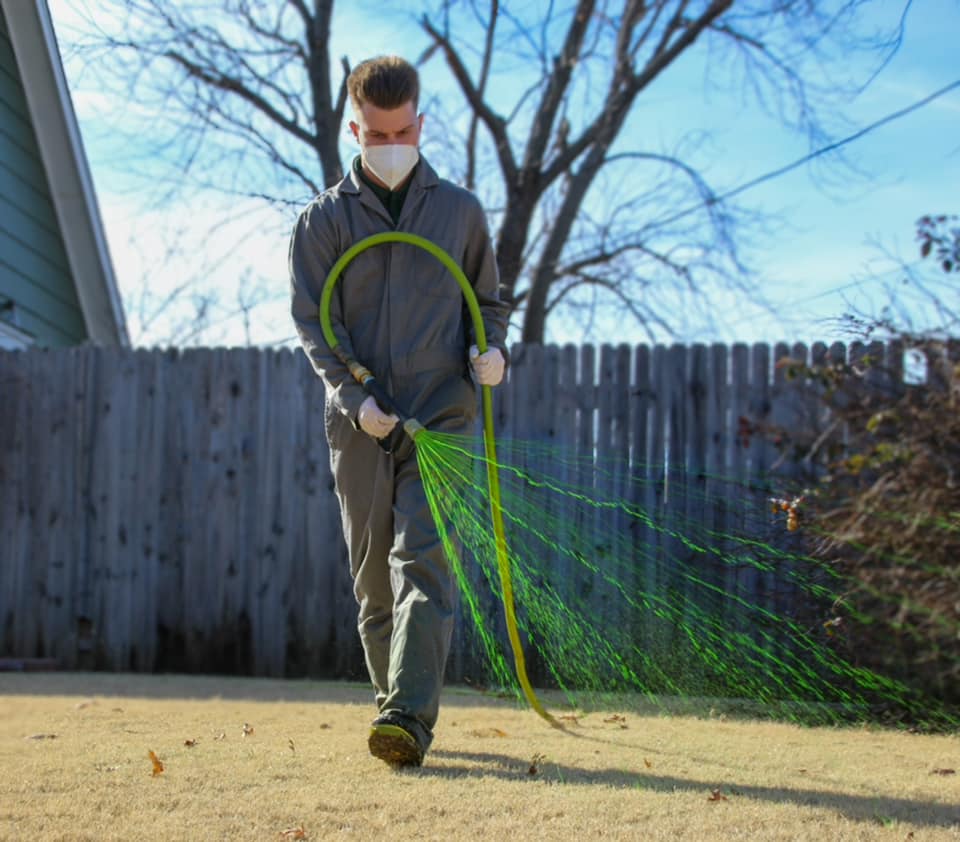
left=307, top=0, right=344, bottom=187
left=495, top=189, right=539, bottom=307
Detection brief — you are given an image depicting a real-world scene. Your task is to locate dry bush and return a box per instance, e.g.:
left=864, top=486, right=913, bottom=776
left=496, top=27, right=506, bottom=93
left=793, top=340, right=959, bottom=721
left=775, top=217, right=960, bottom=726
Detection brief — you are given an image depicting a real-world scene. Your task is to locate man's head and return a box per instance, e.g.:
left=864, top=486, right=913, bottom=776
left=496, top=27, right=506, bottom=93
left=347, top=55, right=419, bottom=114
left=347, top=56, right=423, bottom=188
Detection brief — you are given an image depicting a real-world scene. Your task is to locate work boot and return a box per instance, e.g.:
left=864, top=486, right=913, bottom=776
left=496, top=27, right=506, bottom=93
left=368, top=715, right=425, bottom=768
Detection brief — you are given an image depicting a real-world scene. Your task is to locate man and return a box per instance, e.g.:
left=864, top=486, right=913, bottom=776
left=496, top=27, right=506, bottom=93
left=289, top=55, right=509, bottom=768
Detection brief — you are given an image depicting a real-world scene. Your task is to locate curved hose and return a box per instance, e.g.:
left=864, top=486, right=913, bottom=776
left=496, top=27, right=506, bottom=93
left=319, top=231, right=556, bottom=727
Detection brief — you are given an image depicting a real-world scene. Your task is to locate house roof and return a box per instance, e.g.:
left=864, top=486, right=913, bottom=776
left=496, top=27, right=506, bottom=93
left=2, top=0, right=128, bottom=346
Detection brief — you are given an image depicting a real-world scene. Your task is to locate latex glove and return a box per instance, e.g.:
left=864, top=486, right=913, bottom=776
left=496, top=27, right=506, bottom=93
left=469, top=345, right=505, bottom=387
left=357, top=395, right=399, bottom=439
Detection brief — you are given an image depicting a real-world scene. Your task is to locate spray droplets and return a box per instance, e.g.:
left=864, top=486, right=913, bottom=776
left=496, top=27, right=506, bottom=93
left=415, top=430, right=954, bottom=728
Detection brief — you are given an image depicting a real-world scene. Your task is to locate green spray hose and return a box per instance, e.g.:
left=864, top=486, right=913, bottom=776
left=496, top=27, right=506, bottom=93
left=318, top=231, right=558, bottom=728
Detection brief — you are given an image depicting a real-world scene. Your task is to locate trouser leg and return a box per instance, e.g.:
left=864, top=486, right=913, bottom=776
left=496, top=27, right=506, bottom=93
left=379, top=442, right=457, bottom=750
left=329, top=401, right=468, bottom=751
left=328, top=413, right=395, bottom=708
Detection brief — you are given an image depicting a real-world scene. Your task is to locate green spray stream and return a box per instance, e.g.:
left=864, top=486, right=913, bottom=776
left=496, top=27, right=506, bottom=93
left=318, top=231, right=558, bottom=728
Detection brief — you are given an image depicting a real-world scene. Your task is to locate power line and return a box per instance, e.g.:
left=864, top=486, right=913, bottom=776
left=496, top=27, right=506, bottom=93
left=718, top=261, right=924, bottom=332
left=652, top=78, right=960, bottom=231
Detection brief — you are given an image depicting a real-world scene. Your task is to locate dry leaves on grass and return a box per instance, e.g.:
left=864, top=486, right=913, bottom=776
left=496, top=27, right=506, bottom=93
left=184, top=738, right=199, bottom=748
left=603, top=714, right=628, bottom=729
left=528, top=753, right=546, bottom=776
left=930, top=768, right=956, bottom=776
left=148, top=750, right=164, bottom=776
left=25, top=733, right=57, bottom=740
left=707, top=789, right=728, bottom=802
left=279, top=825, right=307, bottom=839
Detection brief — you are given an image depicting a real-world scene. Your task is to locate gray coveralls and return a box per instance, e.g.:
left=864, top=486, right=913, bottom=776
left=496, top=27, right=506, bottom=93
left=289, top=156, right=509, bottom=751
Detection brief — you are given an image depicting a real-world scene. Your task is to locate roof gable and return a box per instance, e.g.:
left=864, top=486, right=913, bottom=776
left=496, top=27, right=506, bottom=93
left=1, top=0, right=128, bottom=347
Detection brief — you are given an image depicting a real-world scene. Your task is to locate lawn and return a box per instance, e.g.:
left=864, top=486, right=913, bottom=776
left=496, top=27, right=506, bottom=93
left=0, top=673, right=957, bottom=841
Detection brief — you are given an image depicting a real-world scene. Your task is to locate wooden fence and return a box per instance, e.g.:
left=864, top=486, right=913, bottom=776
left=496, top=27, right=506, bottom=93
left=0, top=341, right=899, bottom=681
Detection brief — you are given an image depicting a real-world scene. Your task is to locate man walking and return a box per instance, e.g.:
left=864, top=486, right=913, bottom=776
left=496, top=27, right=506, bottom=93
left=289, top=55, right=509, bottom=768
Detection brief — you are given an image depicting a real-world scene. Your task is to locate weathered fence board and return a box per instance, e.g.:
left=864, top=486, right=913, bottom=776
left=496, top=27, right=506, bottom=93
left=0, top=341, right=903, bottom=682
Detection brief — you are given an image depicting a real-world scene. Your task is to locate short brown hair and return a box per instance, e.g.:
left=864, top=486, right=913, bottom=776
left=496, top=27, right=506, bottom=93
left=347, top=55, right=420, bottom=112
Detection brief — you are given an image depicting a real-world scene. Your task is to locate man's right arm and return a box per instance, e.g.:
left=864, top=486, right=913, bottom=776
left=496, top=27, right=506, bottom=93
left=288, top=201, right=368, bottom=425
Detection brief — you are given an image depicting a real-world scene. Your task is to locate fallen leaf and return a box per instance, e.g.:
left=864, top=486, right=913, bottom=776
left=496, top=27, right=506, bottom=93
left=930, top=768, right=956, bottom=776
left=707, top=789, right=728, bottom=802
left=603, top=714, right=628, bottom=729
left=25, top=733, right=57, bottom=740
left=74, top=699, right=96, bottom=710
left=279, top=825, right=307, bottom=839
left=288, top=739, right=296, bottom=753
left=213, top=732, right=227, bottom=741
left=643, top=758, right=653, bottom=769
left=469, top=727, right=508, bottom=738
left=242, top=723, right=254, bottom=737
left=184, top=739, right=199, bottom=748
left=148, top=749, right=164, bottom=776
left=558, top=714, right=581, bottom=725
left=319, top=723, right=330, bottom=730
left=528, top=752, right=545, bottom=776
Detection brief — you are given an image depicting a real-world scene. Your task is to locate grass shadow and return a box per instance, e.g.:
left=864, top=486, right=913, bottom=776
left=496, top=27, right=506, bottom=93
left=426, top=748, right=960, bottom=830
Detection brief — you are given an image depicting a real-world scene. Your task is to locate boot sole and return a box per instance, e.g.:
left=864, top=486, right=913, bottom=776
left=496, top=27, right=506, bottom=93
left=368, top=723, right=424, bottom=767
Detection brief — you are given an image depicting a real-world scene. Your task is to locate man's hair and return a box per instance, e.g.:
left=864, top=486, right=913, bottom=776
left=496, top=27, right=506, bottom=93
left=347, top=55, right=419, bottom=112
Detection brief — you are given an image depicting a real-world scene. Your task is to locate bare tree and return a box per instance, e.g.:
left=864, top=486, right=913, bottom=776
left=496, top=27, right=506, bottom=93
left=421, top=0, right=906, bottom=342
left=65, top=0, right=906, bottom=344
left=69, top=0, right=349, bottom=204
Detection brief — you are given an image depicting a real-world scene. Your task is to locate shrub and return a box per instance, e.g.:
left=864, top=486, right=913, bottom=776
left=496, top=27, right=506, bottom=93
left=775, top=216, right=959, bottom=727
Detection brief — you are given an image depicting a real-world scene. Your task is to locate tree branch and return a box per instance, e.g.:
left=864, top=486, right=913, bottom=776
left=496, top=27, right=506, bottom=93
left=421, top=13, right=518, bottom=184
left=523, top=0, right=596, bottom=173
left=165, top=50, right=317, bottom=148
left=467, top=0, right=499, bottom=189
left=542, top=0, right=733, bottom=186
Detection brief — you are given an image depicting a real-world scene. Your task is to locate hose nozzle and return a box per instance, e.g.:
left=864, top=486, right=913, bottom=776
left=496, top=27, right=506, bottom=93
left=403, top=417, right=425, bottom=440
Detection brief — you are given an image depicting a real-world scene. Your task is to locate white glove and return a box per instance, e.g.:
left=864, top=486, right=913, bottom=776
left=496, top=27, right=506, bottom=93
left=357, top=395, right=398, bottom=439
left=469, top=345, right=505, bottom=386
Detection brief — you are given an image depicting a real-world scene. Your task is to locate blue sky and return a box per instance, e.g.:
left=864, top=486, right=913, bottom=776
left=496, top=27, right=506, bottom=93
left=47, top=0, right=960, bottom=349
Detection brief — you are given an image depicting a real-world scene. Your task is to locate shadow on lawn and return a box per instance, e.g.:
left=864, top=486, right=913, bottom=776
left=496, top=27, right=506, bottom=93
left=427, top=748, right=960, bottom=831
left=0, top=672, right=377, bottom=702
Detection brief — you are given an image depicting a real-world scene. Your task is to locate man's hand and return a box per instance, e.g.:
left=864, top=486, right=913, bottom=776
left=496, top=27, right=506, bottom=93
left=469, top=345, right=505, bottom=387
left=357, top=395, right=399, bottom=439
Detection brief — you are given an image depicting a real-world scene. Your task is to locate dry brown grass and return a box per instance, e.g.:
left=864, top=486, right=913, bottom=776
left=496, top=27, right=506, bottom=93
left=0, top=673, right=957, bottom=841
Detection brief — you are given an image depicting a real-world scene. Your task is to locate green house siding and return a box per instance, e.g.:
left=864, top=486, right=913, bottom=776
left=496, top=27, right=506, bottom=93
left=0, top=6, right=87, bottom=347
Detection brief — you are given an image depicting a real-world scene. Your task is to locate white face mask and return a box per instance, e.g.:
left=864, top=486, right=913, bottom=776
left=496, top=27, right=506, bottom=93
left=362, top=144, right=419, bottom=190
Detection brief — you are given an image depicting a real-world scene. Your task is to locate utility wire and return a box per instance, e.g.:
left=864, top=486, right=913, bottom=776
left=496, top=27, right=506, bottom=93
left=716, top=261, right=924, bottom=333
left=651, top=79, right=960, bottom=232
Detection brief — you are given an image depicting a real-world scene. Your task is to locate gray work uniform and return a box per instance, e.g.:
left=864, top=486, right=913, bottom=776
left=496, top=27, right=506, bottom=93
left=289, top=156, right=509, bottom=751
